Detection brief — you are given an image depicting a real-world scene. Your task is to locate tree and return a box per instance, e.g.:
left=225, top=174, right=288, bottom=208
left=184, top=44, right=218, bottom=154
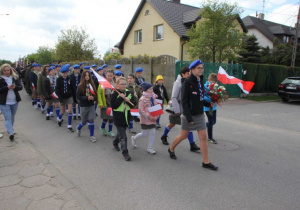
left=0, top=59, right=13, bottom=66
left=26, top=46, right=55, bottom=65
left=238, top=35, right=261, bottom=63
left=271, top=42, right=292, bottom=66
left=55, top=26, right=98, bottom=61
left=103, top=51, right=122, bottom=61
left=260, top=46, right=272, bottom=64
left=186, top=0, right=244, bottom=62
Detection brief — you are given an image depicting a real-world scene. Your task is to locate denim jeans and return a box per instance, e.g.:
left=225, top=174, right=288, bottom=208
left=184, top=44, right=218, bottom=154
left=113, top=126, right=128, bottom=153
left=205, top=110, right=216, bottom=139
left=0, top=103, right=19, bottom=135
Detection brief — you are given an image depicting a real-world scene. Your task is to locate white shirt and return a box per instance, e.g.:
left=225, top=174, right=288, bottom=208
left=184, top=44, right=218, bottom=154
left=2, top=75, right=16, bottom=105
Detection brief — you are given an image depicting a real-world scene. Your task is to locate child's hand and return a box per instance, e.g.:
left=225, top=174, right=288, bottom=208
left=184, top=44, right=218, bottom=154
left=119, top=93, right=125, bottom=98
left=88, top=96, right=94, bottom=101
left=124, top=97, right=130, bottom=103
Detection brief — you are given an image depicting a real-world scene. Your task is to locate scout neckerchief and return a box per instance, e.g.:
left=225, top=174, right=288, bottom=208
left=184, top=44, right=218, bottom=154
left=75, top=74, right=79, bottom=87
left=132, top=83, right=137, bottom=98
left=159, top=84, right=164, bottom=99
left=197, top=78, right=203, bottom=101
left=51, top=76, right=56, bottom=88
left=63, top=77, right=68, bottom=93
left=86, top=83, right=90, bottom=96
left=138, top=77, right=143, bottom=85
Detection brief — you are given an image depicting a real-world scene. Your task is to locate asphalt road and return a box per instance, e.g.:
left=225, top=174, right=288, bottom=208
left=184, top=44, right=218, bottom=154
left=14, top=90, right=300, bottom=210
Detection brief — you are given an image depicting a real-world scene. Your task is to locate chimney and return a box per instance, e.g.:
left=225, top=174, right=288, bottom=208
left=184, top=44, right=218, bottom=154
left=170, top=0, right=180, bottom=3
left=258, top=13, right=264, bottom=20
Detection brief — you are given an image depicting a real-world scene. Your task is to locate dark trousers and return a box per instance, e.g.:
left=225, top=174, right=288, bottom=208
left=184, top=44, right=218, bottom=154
left=113, top=126, right=128, bottom=153
left=205, top=110, right=217, bottom=139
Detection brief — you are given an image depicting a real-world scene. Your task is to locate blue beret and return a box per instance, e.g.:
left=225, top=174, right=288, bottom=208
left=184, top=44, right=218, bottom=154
left=60, top=64, right=70, bottom=73
left=84, top=66, right=90, bottom=70
left=114, top=70, right=122, bottom=76
left=97, top=67, right=103, bottom=71
left=102, top=64, right=108, bottom=68
left=48, top=66, right=55, bottom=72
left=73, top=64, right=80, bottom=69
left=32, top=63, right=38, bottom=67
left=114, top=64, right=122, bottom=69
left=189, top=60, right=203, bottom=70
left=135, top=67, right=143, bottom=72
left=141, top=82, right=152, bottom=91
left=91, top=64, right=97, bottom=68
left=56, top=64, right=62, bottom=68
left=49, top=64, right=55, bottom=67
left=80, top=62, right=85, bottom=65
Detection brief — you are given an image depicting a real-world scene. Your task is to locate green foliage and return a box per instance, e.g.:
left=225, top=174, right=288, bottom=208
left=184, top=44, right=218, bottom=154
left=0, top=59, right=13, bottom=66
left=260, top=46, right=272, bottom=64
left=186, top=0, right=244, bottom=62
left=253, top=64, right=269, bottom=92
left=242, top=63, right=257, bottom=82
left=268, top=65, right=288, bottom=92
left=103, top=51, right=122, bottom=61
left=271, top=41, right=292, bottom=66
left=238, top=35, right=261, bottom=63
left=55, top=26, right=98, bottom=61
left=26, top=53, right=39, bottom=63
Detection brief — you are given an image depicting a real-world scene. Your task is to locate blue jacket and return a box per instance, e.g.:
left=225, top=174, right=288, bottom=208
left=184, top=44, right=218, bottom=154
left=204, top=81, right=217, bottom=112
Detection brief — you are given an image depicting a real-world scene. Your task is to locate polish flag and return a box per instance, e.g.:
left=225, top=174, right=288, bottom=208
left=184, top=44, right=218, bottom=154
left=130, top=109, right=140, bottom=117
left=156, top=99, right=163, bottom=107
left=32, top=83, right=35, bottom=89
left=90, top=68, right=116, bottom=90
left=148, top=104, right=163, bottom=117
left=51, top=92, right=58, bottom=99
left=89, top=83, right=96, bottom=95
left=106, top=107, right=113, bottom=116
left=218, top=66, right=254, bottom=94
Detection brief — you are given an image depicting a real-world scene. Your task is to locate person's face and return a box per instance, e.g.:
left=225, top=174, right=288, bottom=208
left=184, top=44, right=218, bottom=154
left=56, top=67, right=61, bottom=72
left=145, top=87, right=153, bottom=93
left=181, top=72, right=190, bottom=79
left=136, top=72, right=142, bottom=77
left=3, top=67, right=11, bottom=77
left=209, top=78, right=217, bottom=84
left=157, top=79, right=163, bottom=85
left=49, top=69, right=55, bottom=76
left=73, top=68, right=79, bottom=74
left=106, top=73, right=113, bottom=82
left=61, top=72, right=68, bottom=78
left=36, top=66, right=41, bottom=72
left=45, top=67, right=49, bottom=72
left=127, top=76, right=134, bottom=84
left=115, top=75, right=120, bottom=80
left=117, top=79, right=127, bottom=91
left=81, top=64, right=85, bottom=69
left=192, top=64, right=204, bottom=77
left=84, top=72, right=90, bottom=81
left=98, top=70, right=103, bottom=75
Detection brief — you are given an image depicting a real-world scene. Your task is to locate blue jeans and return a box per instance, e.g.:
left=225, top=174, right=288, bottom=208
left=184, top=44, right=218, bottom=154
left=0, top=103, right=19, bottom=135
left=205, top=110, right=216, bottom=139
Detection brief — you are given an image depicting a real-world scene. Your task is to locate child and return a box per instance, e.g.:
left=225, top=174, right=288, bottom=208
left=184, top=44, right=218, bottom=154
left=97, top=69, right=115, bottom=137
left=111, top=77, right=136, bottom=161
left=29, top=63, right=39, bottom=109
left=135, top=67, right=145, bottom=85
left=153, top=75, right=169, bottom=128
left=37, top=65, right=48, bottom=113
left=204, top=73, right=218, bottom=144
left=55, top=64, right=75, bottom=132
left=76, top=70, right=98, bottom=142
left=131, top=82, right=159, bottom=154
left=70, top=64, right=81, bottom=120
left=127, top=73, right=142, bottom=133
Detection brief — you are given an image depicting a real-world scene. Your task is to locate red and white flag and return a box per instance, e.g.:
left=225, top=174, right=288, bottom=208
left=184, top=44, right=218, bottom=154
left=106, top=107, right=113, bottom=116
left=218, top=66, right=254, bottom=94
left=31, top=83, right=35, bottom=89
left=130, top=109, right=140, bottom=117
left=89, top=83, right=96, bottom=95
left=148, top=104, right=163, bottom=117
left=90, top=68, right=116, bottom=90
left=156, top=99, right=163, bottom=107
left=51, top=92, right=58, bottom=99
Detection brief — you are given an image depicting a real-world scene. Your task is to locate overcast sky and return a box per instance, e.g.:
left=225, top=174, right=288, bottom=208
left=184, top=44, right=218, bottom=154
left=0, top=0, right=298, bottom=62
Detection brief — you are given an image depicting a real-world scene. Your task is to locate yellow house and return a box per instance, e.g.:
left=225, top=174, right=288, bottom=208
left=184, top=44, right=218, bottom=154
left=115, top=0, right=248, bottom=61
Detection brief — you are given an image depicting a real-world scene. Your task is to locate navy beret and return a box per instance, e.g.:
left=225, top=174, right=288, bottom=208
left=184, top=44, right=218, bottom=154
left=189, top=60, right=203, bottom=70
left=140, top=82, right=152, bottom=91
left=32, top=63, right=38, bottom=67
left=97, top=67, right=103, bottom=71
left=60, top=64, right=70, bottom=73
left=135, top=67, right=143, bottom=72
left=73, top=64, right=80, bottom=69
left=48, top=66, right=55, bottom=72
left=49, top=64, right=55, bottom=67
left=91, top=64, right=97, bottom=68
left=102, top=64, right=108, bottom=68
left=56, top=64, right=62, bottom=68
left=80, top=62, right=85, bottom=65
left=114, top=64, right=122, bottom=69
left=84, top=66, right=90, bottom=70
left=114, top=70, right=122, bottom=76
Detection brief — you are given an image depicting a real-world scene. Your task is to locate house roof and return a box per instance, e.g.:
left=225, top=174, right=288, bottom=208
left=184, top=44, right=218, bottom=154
left=242, top=16, right=295, bottom=42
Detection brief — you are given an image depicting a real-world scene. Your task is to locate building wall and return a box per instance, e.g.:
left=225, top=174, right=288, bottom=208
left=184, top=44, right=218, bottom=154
left=247, top=28, right=273, bottom=49
left=123, top=2, right=181, bottom=59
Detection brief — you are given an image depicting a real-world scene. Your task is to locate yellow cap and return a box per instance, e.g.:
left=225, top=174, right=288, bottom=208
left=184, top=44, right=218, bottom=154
left=155, top=75, right=164, bottom=82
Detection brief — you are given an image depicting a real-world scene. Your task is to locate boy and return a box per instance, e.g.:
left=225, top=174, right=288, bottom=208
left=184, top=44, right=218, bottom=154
left=135, top=67, right=145, bottom=85
left=70, top=64, right=81, bottom=120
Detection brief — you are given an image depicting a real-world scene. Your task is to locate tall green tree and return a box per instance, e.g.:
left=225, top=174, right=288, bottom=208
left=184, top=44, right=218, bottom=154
left=0, top=59, right=13, bottom=66
left=186, top=0, right=244, bottom=62
left=26, top=46, right=55, bottom=65
left=238, top=35, right=261, bottom=63
left=55, top=26, right=98, bottom=61
left=271, top=42, right=292, bottom=66
left=103, top=51, right=122, bottom=61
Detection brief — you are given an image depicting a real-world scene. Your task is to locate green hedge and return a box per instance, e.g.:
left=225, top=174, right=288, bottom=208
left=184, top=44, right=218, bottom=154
left=254, top=64, right=269, bottom=92
left=268, top=65, right=287, bottom=92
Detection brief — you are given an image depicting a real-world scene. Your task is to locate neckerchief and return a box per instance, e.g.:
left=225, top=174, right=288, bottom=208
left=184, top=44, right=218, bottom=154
left=86, top=84, right=90, bottom=96
left=159, top=85, right=164, bottom=99
left=63, top=77, right=68, bottom=93
left=197, top=78, right=203, bottom=101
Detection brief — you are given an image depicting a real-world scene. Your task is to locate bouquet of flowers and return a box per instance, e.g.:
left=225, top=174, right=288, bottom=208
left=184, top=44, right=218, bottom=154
left=205, top=83, right=229, bottom=115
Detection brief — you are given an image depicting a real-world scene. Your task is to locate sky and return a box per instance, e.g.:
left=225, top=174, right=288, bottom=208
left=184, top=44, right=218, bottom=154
left=0, top=0, right=299, bottom=62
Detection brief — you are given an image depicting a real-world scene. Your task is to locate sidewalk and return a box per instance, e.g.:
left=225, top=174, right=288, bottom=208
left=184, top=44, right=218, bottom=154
left=0, top=113, right=87, bottom=210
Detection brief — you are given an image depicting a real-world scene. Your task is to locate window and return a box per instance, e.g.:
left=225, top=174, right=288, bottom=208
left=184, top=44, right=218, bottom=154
left=135, top=30, right=142, bottom=44
left=155, top=25, right=163, bottom=40
left=145, top=10, right=150, bottom=16
left=283, top=35, right=289, bottom=43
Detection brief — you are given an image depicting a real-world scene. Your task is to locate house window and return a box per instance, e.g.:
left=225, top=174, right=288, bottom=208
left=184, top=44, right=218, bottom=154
left=135, top=30, right=142, bottom=44
left=145, top=10, right=150, bottom=15
left=283, top=35, right=289, bottom=43
left=155, top=25, right=163, bottom=40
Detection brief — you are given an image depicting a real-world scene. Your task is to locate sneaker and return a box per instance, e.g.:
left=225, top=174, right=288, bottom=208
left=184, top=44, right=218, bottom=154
left=73, top=116, right=77, bottom=120
left=38, top=104, right=41, bottom=108
left=108, top=131, right=115, bottom=138
left=57, top=120, right=62, bottom=127
left=128, top=129, right=137, bottom=134
left=134, top=117, right=140, bottom=122
left=168, top=148, right=177, bottom=160
left=190, top=143, right=200, bottom=152
left=77, top=128, right=81, bottom=137
left=131, top=136, right=137, bottom=148
left=202, top=162, right=218, bottom=171
left=113, top=143, right=120, bottom=151
left=32, top=101, right=34, bottom=106
left=78, top=115, right=81, bottom=120
left=34, top=104, right=38, bottom=109
left=46, top=116, right=50, bottom=120
left=90, top=136, right=96, bottom=143
left=101, top=128, right=107, bottom=136
left=68, top=127, right=75, bottom=132
left=156, top=123, right=161, bottom=129
left=50, top=112, right=54, bottom=117
left=147, top=148, right=156, bottom=154
left=161, top=136, right=169, bottom=145
left=122, top=153, right=131, bottom=161
left=9, top=134, right=14, bottom=141
left=41, top=109, right=45, bottom=114
left=208, top=138, right=218, bottom=144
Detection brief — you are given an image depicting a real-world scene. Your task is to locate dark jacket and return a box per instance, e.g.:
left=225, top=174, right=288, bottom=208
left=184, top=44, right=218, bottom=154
left=70, top=73, right=81, bottom=103
left=43, top=77, right=54, bottom=100
left=0, top=77, right=23, bottom=105
left=111, top=89, right=136, bottom=127
left=135, top=76, right=145, bottom=86
left=37, top=74, right=47, bottom=96
left=126, top=83, right=142, bottom=109
left=153, top=83, right=169, bottom=103
left=181, top=73, right=210, bottom=123
left=55, top=75, right=73, bottom=102
left=76, top=84, right=97, bottom=107
left=29, top=71, right=38, bottom=90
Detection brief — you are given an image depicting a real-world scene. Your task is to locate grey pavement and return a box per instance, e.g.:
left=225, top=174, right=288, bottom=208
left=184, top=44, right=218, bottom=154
left=1, top=90, right=300, bottom=210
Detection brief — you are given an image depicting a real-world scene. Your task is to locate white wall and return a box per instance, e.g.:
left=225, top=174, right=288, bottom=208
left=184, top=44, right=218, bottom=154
left=247, top=28, right=274, bottom=49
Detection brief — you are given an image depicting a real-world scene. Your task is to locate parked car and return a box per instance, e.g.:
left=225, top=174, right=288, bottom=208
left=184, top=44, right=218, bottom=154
left=278, top=77, right=300, bottom=102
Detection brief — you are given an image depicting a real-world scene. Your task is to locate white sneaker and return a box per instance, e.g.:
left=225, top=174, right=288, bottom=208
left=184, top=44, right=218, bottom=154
left=90, top=136, right=96, bottom=143
left=34, top=104, right=38, bottom=109
left=147, top=148, right=156, bottom=154
left=131, top=136, right=137, bottom=148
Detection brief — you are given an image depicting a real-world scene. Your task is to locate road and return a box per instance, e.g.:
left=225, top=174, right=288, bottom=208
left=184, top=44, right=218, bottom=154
left=14, top=90, right=300, bottom=210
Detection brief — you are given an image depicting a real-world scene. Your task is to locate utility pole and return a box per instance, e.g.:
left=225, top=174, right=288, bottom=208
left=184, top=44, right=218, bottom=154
left=291, top=5, right=300, bottom=67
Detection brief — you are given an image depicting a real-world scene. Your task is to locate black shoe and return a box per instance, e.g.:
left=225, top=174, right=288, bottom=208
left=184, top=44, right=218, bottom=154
left=134, top=117, right=140, bottom=122
left=161, top=136, right=169, bottom=145
left=38, top=104, right=41, bottom=108
left=78, top=116, right=81, bottom=120
left=122, top=151, right=131, bottom=161
left=156, top=124, right=161, bottom=129
left=9, top=134, right=14, bottom=141
left=208, top=138, right=218, bottom=144
left=32, top=101, right=34, bottom=106
left=73, top=116, right=77, bottom=120
left=113, top=143, right=120, bottom=151
left=202, top=162, right=218, bottom=171
left=46, top=116, right=50, bottom=120
left=68, top=127, right=75, bottom=132
left=168, top=148, right=177, bottom=160
left=57, top=121, right=62, bottom=127
left=190, top=143, right=200, bottom=152
left=96, top=113, right=98, bottom=117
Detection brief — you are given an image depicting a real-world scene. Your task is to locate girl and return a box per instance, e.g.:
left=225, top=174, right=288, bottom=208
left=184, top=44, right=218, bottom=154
left=131, top=82, right=159, bottom=154
left=76, top=70, right=98, bottom=142
left=37, top=65, right=49, bottom=114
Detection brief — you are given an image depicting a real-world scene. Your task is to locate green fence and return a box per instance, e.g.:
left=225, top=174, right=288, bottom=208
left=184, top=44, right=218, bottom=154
left=175, top=61, right=243, bottom=97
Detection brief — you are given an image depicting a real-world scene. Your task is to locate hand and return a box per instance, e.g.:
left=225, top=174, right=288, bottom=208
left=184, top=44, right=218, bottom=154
left=119, top=93, right=125, bottom=98
left=189, top=121, right=194, bottom=125
left=99, top=105, right=104, bottom=108
left=124, top=97, right=130, bottom=103
left=175, top=113, right=181, bottom=116
left=210, top=102, right=215, bottom=107
left=88, top=96, right=94, bottom=101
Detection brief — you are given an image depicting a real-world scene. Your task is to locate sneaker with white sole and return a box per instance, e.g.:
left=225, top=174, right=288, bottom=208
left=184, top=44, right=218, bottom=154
left=77, top=128, right=81, bottom=137
left=68, top=127, right=75, bottom=132
left=90, top=136, right=96, bottom=143
left=101, top=128, right=107, bottom=136
left=147, top=148, right=156, bottom=154
left=108, top=131, right=115, bottom=137
left=131, top=136, right=137, bottom=148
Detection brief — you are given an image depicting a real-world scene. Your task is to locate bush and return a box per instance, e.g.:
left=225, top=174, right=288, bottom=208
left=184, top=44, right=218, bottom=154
left=268, top=65, right=288, bottom=92
left=254, top=64, right=269, bottom=92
